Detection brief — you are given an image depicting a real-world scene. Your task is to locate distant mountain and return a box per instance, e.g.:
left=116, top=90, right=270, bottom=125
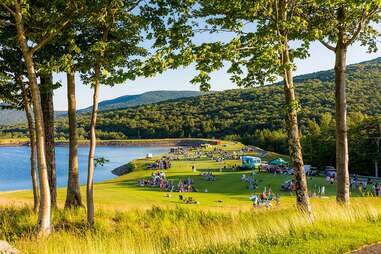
left=0, top=104, right=25, bottom=125
left=78, top=90, right=205, bottom=113
left=0, top=90, right=204, bottom=125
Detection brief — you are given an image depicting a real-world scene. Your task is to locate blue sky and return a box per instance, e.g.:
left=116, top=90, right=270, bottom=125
left=52, top=37, right=381, bottom=111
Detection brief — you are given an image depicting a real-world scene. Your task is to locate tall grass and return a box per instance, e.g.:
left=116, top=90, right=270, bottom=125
left=1, top=199, right=381, bottom=254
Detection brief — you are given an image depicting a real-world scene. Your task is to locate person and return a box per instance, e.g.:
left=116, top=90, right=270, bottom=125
left=320, top=186, right=325, bottom=196
left=250, top=195, right=259, bottom=207
left=358, top=182, right=363, bottom=196
left=290, top=180, right=296, bottom=195
left=375, top=184, right=381, bottom=197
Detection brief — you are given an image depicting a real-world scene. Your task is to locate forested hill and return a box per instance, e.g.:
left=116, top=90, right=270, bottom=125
left=1, top=57, right=380, bottom=139
left=0, top=105, right=25, bottom=126
left=0, top=90, right=204, bottom=125
left=78, top=90, right=205, bottom=113
left=293, top=57, right=381, bottom=83
left=67, top=56, right=379, bottom=140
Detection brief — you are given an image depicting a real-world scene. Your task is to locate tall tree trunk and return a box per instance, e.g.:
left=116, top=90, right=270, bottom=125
left=65, top=71, right=83, bottom=208
left=335, top=7, right=350, bottom=204
left=14, top=2, right=51, bottom=236
left=40, top=73, right=57, bottom=208
left=87, top=64, right=101, bottom=226
left=282, top=38, right=312, bottom=217
left=21, top=83, right=39, bottom=212
left=277, top=0, right=312, bottom=217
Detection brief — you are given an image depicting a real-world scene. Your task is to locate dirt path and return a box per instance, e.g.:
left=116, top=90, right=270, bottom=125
left=351, top=244, right=381, bottom=254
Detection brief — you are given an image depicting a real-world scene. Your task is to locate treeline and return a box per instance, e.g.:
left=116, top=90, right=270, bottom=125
left=231, top=113, right=381, bottom=176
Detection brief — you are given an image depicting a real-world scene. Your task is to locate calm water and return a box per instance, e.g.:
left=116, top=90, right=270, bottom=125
left=0, top=146, right=168, bottom=191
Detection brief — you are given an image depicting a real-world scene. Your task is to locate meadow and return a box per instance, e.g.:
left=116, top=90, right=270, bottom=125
left=1, top=141, right=381, bottom=253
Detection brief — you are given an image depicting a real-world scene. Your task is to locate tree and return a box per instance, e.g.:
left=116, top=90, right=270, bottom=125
left=65, top=67, right=83, bottom=208
left=39, top=70, right=57, bottom=208
left=78, top=0, right=188, bottom=225
left=78, top=0, right=147, bottom=226
left=158, top=0, right=313, bottom=215
left=306, top=0, right=381, bottom=203
left=1, top=0, right=76, bottom=236
left=0, top=24, right=40, bottom=212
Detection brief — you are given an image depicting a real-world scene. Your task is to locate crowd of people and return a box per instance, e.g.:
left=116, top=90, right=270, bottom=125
left=351, top=175, right=381, bottom=196
left=138, top=143, right=381, bottom=212
left=137, top=170, right=168, bottom=188
left=200, top=169, right=216, bottom=181
left=241, top=172, right=257, bottom=190
left=137, top=171, right=196, bottom=193
left=177, top=178, right=196, bottom=192
left=170, top=145, right=251, bottom=162
left=147, top=157, right=172, bottom=170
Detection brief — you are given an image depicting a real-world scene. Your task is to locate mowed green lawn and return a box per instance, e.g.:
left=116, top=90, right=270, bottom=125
left=0, top=141, right=370, bottom=211
left=2, top=141, right=381, bottom=254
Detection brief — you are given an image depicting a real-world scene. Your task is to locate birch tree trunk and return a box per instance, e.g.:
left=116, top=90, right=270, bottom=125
left=21, top=83, right=39, bottom=212
left=65, top=71, right=83, bottom=208
left=14, top=2, right=51, bottom=236
left=87, top=64, right=101, bottom=226
left=40, top=73, right=57, bottom=208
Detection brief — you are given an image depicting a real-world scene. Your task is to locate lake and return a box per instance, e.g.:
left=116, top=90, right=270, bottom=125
left=0, top=146, right=169, bottom=192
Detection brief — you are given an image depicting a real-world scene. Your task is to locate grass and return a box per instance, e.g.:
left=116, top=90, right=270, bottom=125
left=1, top=140, right=381, bottom=253
left=2, top=200, right=381, bottom=254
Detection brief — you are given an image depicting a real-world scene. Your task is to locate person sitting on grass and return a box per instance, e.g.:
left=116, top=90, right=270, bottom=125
left=260, top=191, right=267, bottom=201
left=249, top=194, right=259, bottom=207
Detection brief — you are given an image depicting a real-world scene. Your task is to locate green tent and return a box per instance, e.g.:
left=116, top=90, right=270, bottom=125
left=269, top=158, right=288, bottom=165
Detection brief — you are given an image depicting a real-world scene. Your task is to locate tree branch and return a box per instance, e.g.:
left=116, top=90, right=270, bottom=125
left=30, top=20, right=70, bottom=55
left=0, top=3, right=16, bottom=17
left=319, top=39, right=336, bottom=51
left=127, top=0, right=142, bottom=12
left=346, top=6, right=380, bottom=46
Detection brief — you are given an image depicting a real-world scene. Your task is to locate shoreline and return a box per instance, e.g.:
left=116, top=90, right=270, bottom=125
left=0, top=138, right=218, bottom=193
left=0, top=138, right=219, bottom=147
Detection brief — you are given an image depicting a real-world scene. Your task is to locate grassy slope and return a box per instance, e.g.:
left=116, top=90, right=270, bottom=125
left=1, top=141, right=381, bottom=253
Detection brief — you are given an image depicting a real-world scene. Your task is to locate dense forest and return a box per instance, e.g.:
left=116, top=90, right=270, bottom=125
left=1, top=58, right=380, bottom=174
left=0, top=90, right=205, bottom=125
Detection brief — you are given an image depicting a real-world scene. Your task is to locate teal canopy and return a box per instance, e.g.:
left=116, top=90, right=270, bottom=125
left=269, top=158, right=288, bottom=165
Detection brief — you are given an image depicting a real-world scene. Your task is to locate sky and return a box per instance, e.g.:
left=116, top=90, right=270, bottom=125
left=52, top=34, right=381, bottom=111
